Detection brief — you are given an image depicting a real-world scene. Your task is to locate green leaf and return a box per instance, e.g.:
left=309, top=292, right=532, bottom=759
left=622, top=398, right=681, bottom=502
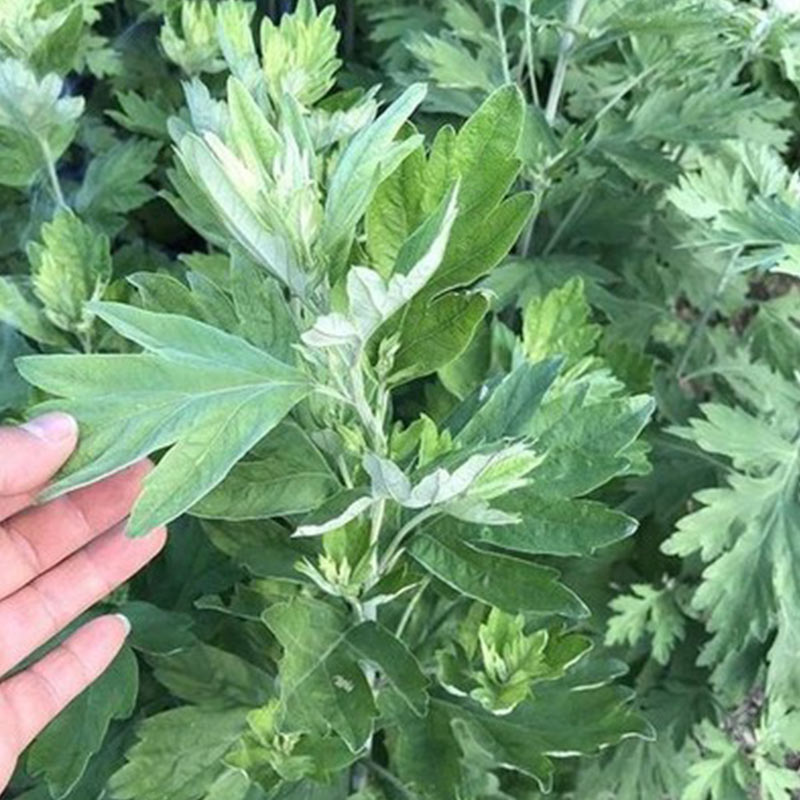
left=605, top=583, right=686, bottom=665
left=390, top=292, right=489, bottom=384
left=477, top=492, right=638, bottom=556
left=203, top=519, right=316, bottom=582
left=0, top=277, right=68, bottom=347
left=262, top=596, right=375, bottom=752
left=527, top=395, right=655, bottom=498
left=26, top=210, right=112, bottom=336
left=440, top=682, right=653, bottom=792
left=119, top=601, right=196, bottom=656
left=28, top=647, right=138, bottom=799
left=160, top=0, right=225, bottom=75
left=0, top=324, right=32, bottom=412
left=0, top=58, right=83, bottom=187
left=226, top=77, right=281, bottom=174
left=449, top=85, right=525, bottom=219
left=366, top=142, right=426, bottom=276
left=382, top=697, right=464, bottom=800
left=109, top=706, right=249, bottom=800
left=260, top=0, right=341, bottom=105
left=17, top=303, right=311, bottom=536
left=320, top=83, right=426, bottom=266
left=426, top=191, right=535, bottom=297
left=230, top=252, right=298, bottom=361
left=74, top=139, right=161, bottom=234
left=150, top=643, right=273, bottom=708
left=344, top=622, right=429, bottom=716
left=306, top=183, right=460, bottom=347
left=192, top=422, right=339, bottom=520
left=522, top=277, right=601, bottom=367
left=407, top=520, right=587, bottom=618
left=662, top=372, right=800, bottom=702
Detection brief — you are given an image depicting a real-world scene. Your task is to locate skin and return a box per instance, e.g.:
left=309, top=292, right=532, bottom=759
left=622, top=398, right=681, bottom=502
left=0, top=412, right=167, bottom=792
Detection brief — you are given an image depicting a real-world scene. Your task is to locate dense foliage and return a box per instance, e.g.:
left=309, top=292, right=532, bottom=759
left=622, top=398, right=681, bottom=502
left=1, top=1, right=799, bottom=798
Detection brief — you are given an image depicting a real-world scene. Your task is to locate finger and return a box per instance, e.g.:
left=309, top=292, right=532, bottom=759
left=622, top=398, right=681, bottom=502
left=0, top=523, right=166, bottom=677
left=0, top=615, right=129, bottom=760
left=0, top=413, right=78, bottom=505
left=0, top=461, right=152, bottom=601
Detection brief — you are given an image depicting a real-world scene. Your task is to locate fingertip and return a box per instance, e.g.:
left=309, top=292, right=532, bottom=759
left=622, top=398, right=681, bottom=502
left=20, top=412, right=78, bottom=446
left=112, top=613, right=132, bottom=638
left=146, top=525, right=169, bottom=554
left=0, top=413, right=79, bottom=497
left=73, top=614, right=130, bottom=656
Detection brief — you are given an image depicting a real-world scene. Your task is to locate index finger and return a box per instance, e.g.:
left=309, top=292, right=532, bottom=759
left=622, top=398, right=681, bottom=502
left=0, top=413, right=78, bottom=518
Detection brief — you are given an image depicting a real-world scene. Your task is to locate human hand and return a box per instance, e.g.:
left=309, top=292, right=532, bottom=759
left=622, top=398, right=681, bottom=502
left=0, top=413, right=167, bottom=792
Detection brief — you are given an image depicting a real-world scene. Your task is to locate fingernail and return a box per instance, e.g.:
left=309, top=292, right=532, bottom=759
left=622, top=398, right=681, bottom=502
left=21, top=412, right=78, bottom=443
left=114, top=613, right=132, bottom=636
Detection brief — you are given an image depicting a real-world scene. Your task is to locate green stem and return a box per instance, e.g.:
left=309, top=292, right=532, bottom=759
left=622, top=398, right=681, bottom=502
left=379, top=507, right=438, bottom=575
left=675, top=247, right=742, bottom=380
left=395, top=577, right=431, bottom=640
left=40, top=139, right=66, bottom=209
left=523, top=0, right=540, bottom=106
left=544, top=0, right=587, bottom=124
left=493, top=0, right=513, bottom=85
left=365, top=760, right=422, bottom=799
left=414, top=596, right=466, bottom=652
left=517, top=191, right=541, bottom=257
left=542, top=186, right=589, bottom=256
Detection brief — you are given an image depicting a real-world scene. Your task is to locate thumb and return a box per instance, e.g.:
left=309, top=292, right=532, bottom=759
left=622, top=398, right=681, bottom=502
left=0, top=413, right=78, bottom=497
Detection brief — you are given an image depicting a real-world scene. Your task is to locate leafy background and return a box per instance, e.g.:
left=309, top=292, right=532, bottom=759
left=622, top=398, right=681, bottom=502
left=1, top=0, right=799, bottom=799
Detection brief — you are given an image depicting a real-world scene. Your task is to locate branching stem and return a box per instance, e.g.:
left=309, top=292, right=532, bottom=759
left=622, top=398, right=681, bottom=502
left=544, top=0, right=587, bottom=124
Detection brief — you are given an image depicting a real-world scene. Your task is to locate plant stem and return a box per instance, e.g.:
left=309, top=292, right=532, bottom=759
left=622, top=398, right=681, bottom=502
left=523, top=0, right=540, bottom=106
left=675, top=247, right=742, bottom=380
left=395, top=577, right=430, bottom=639
left=493, top=0, right=513, bottom=85
left=542, top=186, right=589, bottom=255
left=365, top=760, right=422, bottom=799
left=414, top=596, right=466, bottom=651
left=517, top=191, right=541, bottom=256
left=544, top=0, right=587, bottom=124
left=40, top=139, right=66, bottom=210
left=379, top=507, right=438, bottom=575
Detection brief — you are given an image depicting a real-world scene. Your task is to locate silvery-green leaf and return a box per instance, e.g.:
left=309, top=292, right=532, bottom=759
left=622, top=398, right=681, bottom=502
left=226, top=77, right=281, bottom=177
left=260, top=0, right=341, bottom=106
left=27, top=210, right=112, bottom=336
left=0, top=58, right=83, bottom=188
left=17, top=303, right=311, bottom=536
left=407, top=447, right=529, bottom=509
left=0, top=277, right=69, bottom=347
left=441, top=497, right=521, bottom=526
left=363, top=453, right=412, bottom=504
left=216, top=1, right=261, bottom=90
left=301, top=312, right=358, bottom=349
left=293, top=489, right=374, bottom=537
left=160, top=0, right=225, bottom=75
left=175, top=131, right=306, bottom=296
left=320, top=83, right=427, bottom=264
left=347, top=182, right=460, bottom=340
